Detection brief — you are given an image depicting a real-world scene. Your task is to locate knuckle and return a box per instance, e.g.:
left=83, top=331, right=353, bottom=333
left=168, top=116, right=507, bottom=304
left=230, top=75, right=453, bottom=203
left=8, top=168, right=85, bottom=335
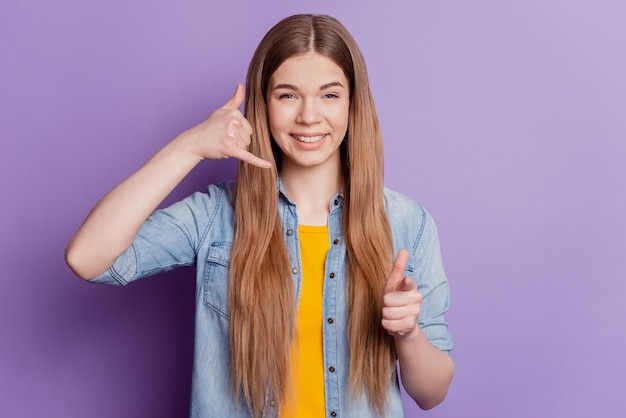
left=382, top=294, right=392, bottom=306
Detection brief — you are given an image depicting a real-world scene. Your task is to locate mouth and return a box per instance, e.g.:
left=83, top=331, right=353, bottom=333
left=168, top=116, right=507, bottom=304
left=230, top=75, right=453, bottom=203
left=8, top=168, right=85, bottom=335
left=291, top=134, right=326, bottom=143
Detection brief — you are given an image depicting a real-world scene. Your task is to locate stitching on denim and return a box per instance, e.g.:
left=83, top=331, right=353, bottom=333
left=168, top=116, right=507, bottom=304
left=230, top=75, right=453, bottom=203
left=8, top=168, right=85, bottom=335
left=197, top=185, right=232, bottom=319
left=204, top=241, right=232, bottom=319
left=412, top=206, right=427, bottom=254
left=206, top=242, right=232, bottom=266
left=109, top=263, right=129, bottom=286
left=197, top=185, right=223, bottom=251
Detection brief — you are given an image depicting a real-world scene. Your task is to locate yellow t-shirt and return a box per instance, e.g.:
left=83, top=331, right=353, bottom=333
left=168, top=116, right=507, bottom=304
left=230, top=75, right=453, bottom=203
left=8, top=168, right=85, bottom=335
left=280, top=225, right=329, bottom=417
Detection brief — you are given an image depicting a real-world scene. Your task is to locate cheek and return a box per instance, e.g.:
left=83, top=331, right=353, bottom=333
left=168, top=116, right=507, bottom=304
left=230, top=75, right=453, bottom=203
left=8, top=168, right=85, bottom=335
left=267, top=106, right=290, bottom=151
left=331, top=106, right=350, bottom=132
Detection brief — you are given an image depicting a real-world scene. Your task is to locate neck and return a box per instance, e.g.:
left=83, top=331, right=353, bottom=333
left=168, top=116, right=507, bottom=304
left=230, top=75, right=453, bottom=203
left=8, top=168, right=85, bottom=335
left=280, top=159, right=343, bottom=226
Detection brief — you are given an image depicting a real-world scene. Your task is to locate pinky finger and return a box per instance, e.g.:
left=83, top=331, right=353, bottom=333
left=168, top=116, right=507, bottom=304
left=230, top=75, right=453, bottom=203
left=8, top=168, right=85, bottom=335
left=230, top=147, right=272, bottom=169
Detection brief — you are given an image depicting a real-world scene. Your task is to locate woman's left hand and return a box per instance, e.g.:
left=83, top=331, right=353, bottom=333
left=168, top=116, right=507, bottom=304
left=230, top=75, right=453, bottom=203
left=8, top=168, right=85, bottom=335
left=382, top=249, right=423, bottom=338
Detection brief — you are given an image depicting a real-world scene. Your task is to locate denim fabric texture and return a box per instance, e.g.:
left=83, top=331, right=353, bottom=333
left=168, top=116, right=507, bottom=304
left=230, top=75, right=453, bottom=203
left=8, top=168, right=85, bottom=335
left=92, top=180, right=453, bottom=417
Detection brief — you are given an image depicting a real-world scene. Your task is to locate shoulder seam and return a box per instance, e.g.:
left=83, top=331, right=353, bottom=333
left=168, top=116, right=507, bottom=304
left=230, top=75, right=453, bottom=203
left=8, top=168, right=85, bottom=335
left=197, top=185, right=223, bottom=251
left=412, top=206, right=427, bottom=254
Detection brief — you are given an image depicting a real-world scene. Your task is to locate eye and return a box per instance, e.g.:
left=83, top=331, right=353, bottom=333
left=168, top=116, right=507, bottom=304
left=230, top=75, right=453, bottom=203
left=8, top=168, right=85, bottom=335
left=279, top=93, right=297, bottom=99
left=322, top=93, right=339, bottom=99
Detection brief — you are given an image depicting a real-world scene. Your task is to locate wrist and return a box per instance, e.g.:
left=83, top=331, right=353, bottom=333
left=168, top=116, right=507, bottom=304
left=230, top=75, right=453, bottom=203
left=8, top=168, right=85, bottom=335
left=169, top=130, right=204, bottom=164
left=394, top=323, right=422, bottom=345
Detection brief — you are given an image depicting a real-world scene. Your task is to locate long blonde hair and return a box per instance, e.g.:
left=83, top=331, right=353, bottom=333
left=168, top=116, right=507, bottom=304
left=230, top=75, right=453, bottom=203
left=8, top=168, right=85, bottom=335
left=229, top=14, right=395, bottom=416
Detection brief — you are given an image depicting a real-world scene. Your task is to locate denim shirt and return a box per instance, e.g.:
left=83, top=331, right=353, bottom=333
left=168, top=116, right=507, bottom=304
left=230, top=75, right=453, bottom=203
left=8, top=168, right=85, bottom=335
left=92, top=181, right=453, bottom=417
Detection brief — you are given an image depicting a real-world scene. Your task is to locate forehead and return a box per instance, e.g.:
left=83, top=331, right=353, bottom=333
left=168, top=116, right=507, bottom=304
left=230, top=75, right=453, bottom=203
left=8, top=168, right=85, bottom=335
left=269, top=52, right=347, bottom=87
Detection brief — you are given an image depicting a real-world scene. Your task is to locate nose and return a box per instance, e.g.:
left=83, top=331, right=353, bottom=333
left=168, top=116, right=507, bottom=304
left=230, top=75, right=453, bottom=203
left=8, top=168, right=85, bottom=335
left=296, top=98, right=321, bottom=125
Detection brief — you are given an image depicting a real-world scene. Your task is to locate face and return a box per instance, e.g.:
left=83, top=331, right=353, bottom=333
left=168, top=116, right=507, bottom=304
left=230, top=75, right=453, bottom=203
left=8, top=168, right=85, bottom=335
left=266, top=52, right=350, bottom=173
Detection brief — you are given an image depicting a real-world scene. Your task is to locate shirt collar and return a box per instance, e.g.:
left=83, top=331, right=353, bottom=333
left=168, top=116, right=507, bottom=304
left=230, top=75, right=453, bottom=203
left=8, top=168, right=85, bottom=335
left=277, top=177, right=344, bottom=207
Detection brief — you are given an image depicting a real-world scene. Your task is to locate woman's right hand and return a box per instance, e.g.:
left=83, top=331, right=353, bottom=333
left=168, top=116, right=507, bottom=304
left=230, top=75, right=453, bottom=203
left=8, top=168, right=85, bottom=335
left=178, top=83, right=271, bottom=168
left=66, top=84, right=270, bottom=280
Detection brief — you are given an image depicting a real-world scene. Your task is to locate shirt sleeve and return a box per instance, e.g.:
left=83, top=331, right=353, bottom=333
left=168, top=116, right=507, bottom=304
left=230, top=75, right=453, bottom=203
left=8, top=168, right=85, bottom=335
left=411, top=207, right=454, bottom=353
left=90, top=185, right=224, bottom=286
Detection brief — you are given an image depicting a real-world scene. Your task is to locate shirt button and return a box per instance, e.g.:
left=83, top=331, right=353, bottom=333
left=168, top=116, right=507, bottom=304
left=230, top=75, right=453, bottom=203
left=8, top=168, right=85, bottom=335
left=329, top=366, right=335, bottom=373
left=333, top=238, right=339, bottom=245
left=292, top=267, right=298, bottom=274
left=329, top=272, right=335, bottom=279
left=269, top=400, right=276, bottom=407
left=334, top=199, right=339, bottom=206
left=286, top=229, right=293, bottom=236
left=327, top=317, right=334, bottom=324
left=331, top=411, right=337, bottom=417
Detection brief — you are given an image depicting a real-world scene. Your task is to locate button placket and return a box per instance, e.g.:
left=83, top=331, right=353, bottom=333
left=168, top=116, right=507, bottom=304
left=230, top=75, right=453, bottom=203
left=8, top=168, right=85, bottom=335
left=323, top=195, right=343, bottom=418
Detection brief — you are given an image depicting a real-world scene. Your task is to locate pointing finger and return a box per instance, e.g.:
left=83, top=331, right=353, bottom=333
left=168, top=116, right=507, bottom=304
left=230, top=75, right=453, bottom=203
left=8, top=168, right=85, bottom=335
left=384, top=249, right=409, bottom=294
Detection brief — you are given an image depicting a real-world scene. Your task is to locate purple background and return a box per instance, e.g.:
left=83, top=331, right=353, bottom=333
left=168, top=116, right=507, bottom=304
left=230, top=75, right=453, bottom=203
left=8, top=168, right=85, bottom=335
left=2, top=1, right=625, bottom=417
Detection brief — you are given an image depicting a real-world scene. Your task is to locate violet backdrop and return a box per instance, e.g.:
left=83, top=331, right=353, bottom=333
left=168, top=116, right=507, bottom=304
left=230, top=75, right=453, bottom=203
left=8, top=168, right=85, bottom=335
left=1, top=0, right=625, bottom=417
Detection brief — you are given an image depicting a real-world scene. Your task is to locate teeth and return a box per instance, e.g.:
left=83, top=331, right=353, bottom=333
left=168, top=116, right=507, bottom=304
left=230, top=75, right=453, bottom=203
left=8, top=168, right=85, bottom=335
left=293, top=134, right=325, bottom=143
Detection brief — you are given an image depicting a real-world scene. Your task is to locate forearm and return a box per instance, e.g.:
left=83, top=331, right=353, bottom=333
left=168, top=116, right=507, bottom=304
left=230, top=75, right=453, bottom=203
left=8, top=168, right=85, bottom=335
left=65, top=84, right=267, bottom=279
left=65, top=133, right=201, bottom=280
left=395, top=326, right=455, bottom=410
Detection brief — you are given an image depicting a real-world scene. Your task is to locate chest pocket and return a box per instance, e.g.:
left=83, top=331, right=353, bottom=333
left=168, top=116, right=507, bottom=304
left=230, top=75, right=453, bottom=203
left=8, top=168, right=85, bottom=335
left=203, top=242, right=232, bottom=319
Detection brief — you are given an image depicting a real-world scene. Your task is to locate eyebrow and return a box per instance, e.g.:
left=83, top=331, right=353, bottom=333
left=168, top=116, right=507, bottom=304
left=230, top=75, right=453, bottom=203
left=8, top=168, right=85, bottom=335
left=272, top=81, right=345, bottom=91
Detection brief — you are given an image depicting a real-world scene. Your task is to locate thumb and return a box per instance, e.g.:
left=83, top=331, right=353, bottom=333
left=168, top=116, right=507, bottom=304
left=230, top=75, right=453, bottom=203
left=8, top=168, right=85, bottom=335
left=384, top=249, right=409, bottom=294
left=222, top=83, right=245, bottom=110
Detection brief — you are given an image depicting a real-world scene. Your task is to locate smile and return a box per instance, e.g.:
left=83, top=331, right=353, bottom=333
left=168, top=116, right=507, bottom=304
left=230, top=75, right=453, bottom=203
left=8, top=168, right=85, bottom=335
left=291, top=134, right=326, bottom=143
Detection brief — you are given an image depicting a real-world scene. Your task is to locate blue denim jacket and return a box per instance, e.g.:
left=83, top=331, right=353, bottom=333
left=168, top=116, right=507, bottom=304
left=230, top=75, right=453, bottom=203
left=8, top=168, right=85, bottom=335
left=92, top=181, right=453, bottom=417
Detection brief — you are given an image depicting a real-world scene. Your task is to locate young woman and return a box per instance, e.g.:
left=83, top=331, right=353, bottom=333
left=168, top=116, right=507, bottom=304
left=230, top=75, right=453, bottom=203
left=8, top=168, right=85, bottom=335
left=66, top=14, right=454, bottom=418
